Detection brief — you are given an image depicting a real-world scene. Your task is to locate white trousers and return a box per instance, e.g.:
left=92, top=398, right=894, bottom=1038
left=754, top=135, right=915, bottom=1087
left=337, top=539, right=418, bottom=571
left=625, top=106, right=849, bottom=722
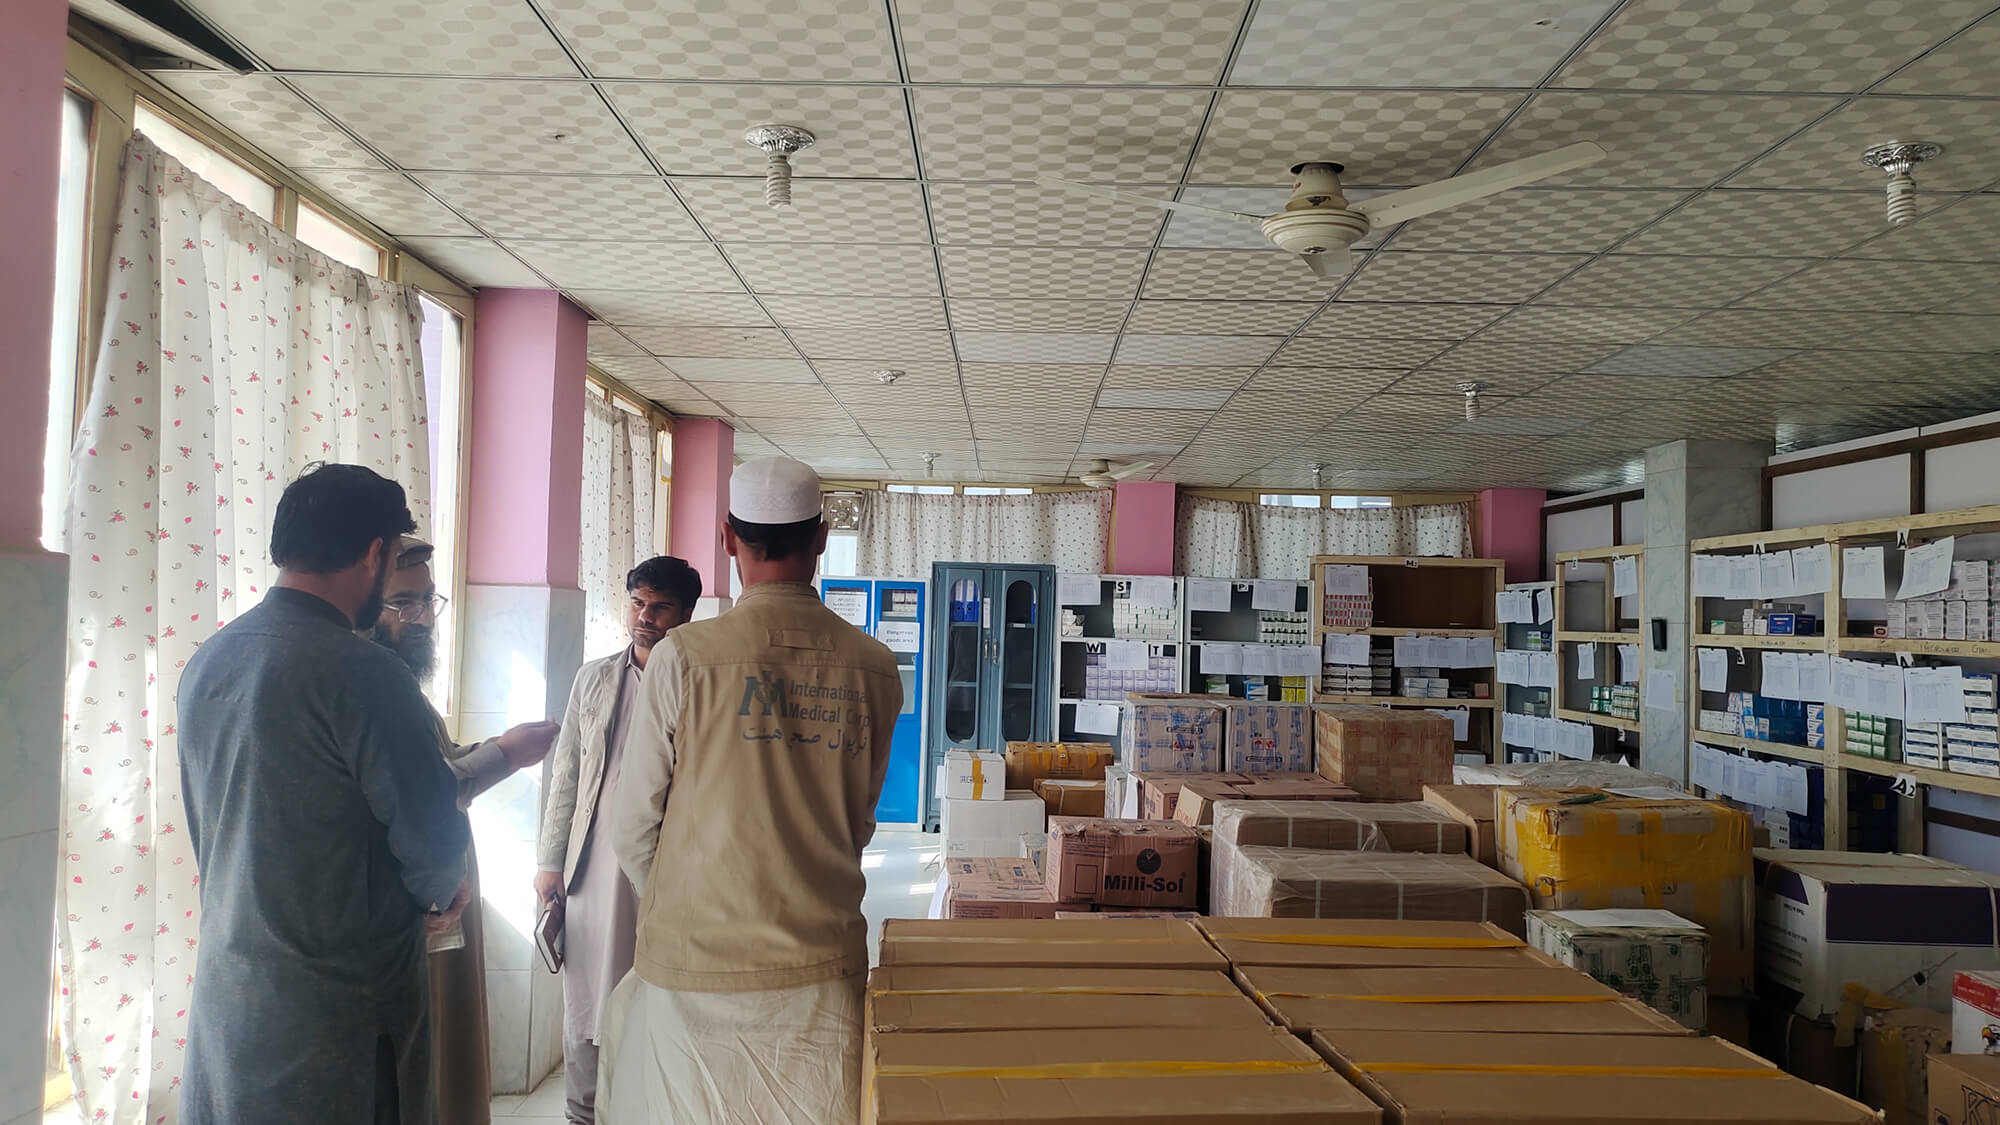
left=596, top=971, right=865, bottom=1125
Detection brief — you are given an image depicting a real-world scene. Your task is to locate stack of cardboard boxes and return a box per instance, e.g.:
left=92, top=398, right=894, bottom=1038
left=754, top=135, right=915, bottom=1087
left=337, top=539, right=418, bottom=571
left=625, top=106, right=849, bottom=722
left=1886, top=560, right=1992, bottom=641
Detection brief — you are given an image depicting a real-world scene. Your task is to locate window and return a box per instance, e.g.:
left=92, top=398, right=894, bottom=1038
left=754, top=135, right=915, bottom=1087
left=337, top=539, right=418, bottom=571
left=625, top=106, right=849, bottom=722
left=133, top=101, right=276, bottom=219
left=296, top=200, right=382, bottom=275
left=1331, top=495, right=1393, bottom=509
left=887, top=484, right=955, bottom=495
left=43, top=90, right=92, bottom=553
left=963, top=486, right=1031, bottom=496
left=419, top=295, right=465, bottom=712
left=823, top=530, right=859, bottom=577
left=1260, top=493, right=1322, bottom=508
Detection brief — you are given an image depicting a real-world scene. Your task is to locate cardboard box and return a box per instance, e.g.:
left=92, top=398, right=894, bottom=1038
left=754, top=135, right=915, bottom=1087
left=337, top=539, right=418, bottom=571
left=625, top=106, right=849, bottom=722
left=863, top=966, right=1271, bottom=1033
left=941, top=748, right=1006, bottom=800
left=1526, top=908, right=1709, bottom=1031
left=937, top=857, right=1058, bottom=920
left=1133, top=771, right=1247, bottom=821
left=1002, top=741, right=1113, bottom=790
left=1500, top=789, right=1753, bottom=996
left=1032, top=778, right=1106, bottom=818
left=1210, top=799, right=1469, bottom=854
left=1167, top=774, right=1358, bottom=826
left=1930, top=1053, right=2000, bottom=1125
left=864, top=1027, right=1380, bottom=1125
left=1420, top=783, right=1501, bottom=868
left=875, top=918, right=1225, bottom=970
left=1051, top=910, right=1201, bottom=919
left=1237, top=965, right=1689, bottom=1036
left=1863, top=1006, right=1953, bottom=1125
left=1314, top=1030, right=1878, bottom=1124
left=1315, top=706, right=1455, bottom=800
left=940, top=790, right=1045, bottom=859
left=1200, top=918, right=1562, bottom=970
left=1223, top=701, right=1315, bottom=773
left=1212, top=844, right=1529, bottom=934
left=1755, top=849, right=2000, bottom=1019
left=1747, top=997, right=1855, bottom=1095
left=1120, top=695, right=1227, bottom=773
left=1045, top=816, right=1200, bottom=909
left=1954, top=968, right=2000, bottom=1053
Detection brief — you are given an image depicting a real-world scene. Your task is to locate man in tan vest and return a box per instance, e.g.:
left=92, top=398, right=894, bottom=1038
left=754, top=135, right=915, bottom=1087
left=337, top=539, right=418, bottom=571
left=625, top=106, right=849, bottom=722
left=598, top=456, right=901, bottom=1125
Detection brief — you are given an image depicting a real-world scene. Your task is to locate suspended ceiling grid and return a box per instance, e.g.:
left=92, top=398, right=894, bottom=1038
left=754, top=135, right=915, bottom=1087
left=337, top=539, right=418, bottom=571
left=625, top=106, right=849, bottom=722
left=144, top=0, right=2000, bottom=492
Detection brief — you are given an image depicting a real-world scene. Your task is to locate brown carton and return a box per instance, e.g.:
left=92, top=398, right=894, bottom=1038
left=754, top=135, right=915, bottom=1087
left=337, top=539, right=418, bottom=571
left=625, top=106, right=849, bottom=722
left=1238, top=965, right=1690, bottom=1036
left=1133, top=771, right=1246, bottom=821
left=1170, top=774, right=1359, bottom=826
left=1420, top=783, right=1501, bottom=867
left=1315, top=706, right=1454, bottom=800
left=1862, top=1006, right=1952, bottom=1125
left=864, top=966, right=1272, bottom=1033
left=865, top=1027, right=1382, bottom=1125
left=1212, top=843, right=1529, bottom=935
left=1210, top=799, right=1469, bottom=853
left=1031, top=778, right=1106, bottom=818
left=1929, top=1053, right=2000, bottom=1125
left=1315, top=1030, right=1879, bottom=1124
left=876, top=918, right=1226, bottom=970
left=938, top=857, right=1059, bottom=920
left=1045, top=816, right=1200, bottom=909
left=1199, top=918, right=1563, bottom=971
left=1003, top=741, right=1113, bottom=790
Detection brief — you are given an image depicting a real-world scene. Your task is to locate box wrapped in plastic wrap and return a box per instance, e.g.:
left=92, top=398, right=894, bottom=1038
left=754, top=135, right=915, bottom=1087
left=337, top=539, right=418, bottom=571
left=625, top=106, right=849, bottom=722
left=1212, top=843, right=1528, bottom=934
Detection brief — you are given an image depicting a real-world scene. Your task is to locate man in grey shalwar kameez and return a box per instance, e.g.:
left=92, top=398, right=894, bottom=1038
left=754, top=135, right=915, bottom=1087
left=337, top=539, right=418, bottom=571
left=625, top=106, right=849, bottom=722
left=178, top=464, right=471, bottom=1125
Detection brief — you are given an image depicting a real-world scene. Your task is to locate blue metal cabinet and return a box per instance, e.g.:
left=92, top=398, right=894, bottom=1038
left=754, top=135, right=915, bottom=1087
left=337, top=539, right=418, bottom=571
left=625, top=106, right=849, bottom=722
left=923, top=563, right=1055, bottom=830
left=814, top=576, right=927, bottom=825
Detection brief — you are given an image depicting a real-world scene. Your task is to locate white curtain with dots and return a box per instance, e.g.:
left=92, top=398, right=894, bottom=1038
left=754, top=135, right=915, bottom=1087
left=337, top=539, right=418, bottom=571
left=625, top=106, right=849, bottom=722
left=579, top=392, right=658, bottom=658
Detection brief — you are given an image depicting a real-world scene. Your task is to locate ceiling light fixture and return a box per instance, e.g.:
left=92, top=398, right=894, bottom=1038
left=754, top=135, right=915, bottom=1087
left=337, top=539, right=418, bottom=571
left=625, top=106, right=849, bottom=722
left=1861, top=141, right=1943, bottom=226
left=921, top=451, right=939, bottom=479
left=875, top=368, right=904, bottom=385
left=1307, top=461, right=1325, bottom=490
left=744, top=124, right=815, bottom=209
left=1457, top=382, right=1490, bottom=421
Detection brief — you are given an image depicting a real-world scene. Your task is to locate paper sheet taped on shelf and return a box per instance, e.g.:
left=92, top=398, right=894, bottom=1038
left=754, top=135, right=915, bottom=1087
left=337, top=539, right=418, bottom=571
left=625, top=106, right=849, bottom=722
left=1212, top=843, right=1528, bottom=934
left=1452, top=758, right=1682, bottom=791
left=1499, top=788, right=1753, bottom=997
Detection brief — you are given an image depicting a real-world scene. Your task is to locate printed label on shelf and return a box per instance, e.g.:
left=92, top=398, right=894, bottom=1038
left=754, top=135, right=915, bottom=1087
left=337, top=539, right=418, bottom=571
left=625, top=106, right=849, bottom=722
left=1075, top=701, right=1121, bottom=736
left=1324, top=634, right=1371, bottom=667
left=1577, top=642, right=1596, bottom=679
left=1841, top=546, right=1887, bottom=600
left=876, top=620, right=921, bottom=653
left=1058, top=574, right=1101, bottom=607
left=1323, top=564, right=1369, bottom=596
left=1791, top=544, right=1833, bottom=596
left=1186, top=577, right=1231, bottom=613
left=1896, top=536, right=1954, bottom=601
left=1618, top=643, right=1641, bottom=685
left=1698, top=647, right=1728, bottom=694
left=1105, top=639, right=1149, bottom=671
left=1251, top=579, right=1294, bottom=612
left=1129, top=576, right=1176, bottom=610
left=1612, top=556, right=1638, bottom=599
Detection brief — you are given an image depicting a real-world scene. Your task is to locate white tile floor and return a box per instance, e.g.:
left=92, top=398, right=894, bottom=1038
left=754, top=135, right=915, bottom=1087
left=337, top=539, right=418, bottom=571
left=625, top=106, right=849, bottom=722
left=45, top=827, right=942, bottom=1125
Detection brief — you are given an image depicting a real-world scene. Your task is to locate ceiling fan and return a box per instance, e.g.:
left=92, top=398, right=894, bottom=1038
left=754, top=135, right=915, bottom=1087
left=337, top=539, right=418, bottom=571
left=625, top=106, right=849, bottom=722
left=1078, top=458, right=1153, bottom=488
left=1039, top=141, right=1606, bottom=279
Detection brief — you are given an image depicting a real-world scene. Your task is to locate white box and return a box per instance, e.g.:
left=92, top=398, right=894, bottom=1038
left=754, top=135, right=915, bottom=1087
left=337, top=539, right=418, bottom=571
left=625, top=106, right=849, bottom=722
left=941, top=790, right=1045, bottom=859
left=1951, top=758, right=2000, bottom=778
left=941, top=749, right=1006, bottom=801
left=1953, top=969, right=2000, bottom=1053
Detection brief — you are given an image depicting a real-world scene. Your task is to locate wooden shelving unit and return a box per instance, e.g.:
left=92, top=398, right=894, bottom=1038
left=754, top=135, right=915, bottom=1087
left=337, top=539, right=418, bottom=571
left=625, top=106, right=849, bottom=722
left=1498, top=580, right=1555, bottom=765
left=1052, top=574, right=1186, bottom=754
left=1688, top=502, right=2000, bottom=849
left=1182, top=577, right=1313, bottom=702
left=1553, top=545, right=1645, bottom=747
left=1310, top=554, right=1505, bottom=762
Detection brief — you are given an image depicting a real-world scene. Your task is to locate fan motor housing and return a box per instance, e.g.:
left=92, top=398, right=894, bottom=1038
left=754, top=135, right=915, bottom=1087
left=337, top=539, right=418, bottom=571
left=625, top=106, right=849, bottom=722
left=1260, top=209, right=1369, bottom=256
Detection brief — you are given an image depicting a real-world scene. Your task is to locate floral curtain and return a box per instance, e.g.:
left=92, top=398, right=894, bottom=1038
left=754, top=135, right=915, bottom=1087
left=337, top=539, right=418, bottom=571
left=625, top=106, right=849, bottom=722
left=579, top=393, right=657, bottom=658
left=1175, top=495, right=1473, bottom=579
left=58, top=135, right=431, bottom=1125
left=856, top=489, right=1112, bottom=578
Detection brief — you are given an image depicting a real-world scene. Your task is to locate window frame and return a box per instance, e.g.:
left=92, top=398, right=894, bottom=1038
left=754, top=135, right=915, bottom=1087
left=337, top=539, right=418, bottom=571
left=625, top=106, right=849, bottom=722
left=43, top=85, right=97, bottom=553
left=1259, top=491, right=1393, bottom=509
left=295, top=197, right=386, bottom=276
left=131, top=97, right=279, bottom=220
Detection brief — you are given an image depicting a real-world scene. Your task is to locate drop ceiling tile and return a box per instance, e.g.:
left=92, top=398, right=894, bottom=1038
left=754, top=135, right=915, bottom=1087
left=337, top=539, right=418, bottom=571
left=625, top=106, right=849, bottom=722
left=1430, top=340, right=1620, bottom=372
left=723, top=243, right=942, bottom=297
left=1844, top=314, right=2000, bottom=354
left=926, top=182, right=1168, bottom=248
left=1303, top=302, right=1509, bottom=339
left=395, top=237, right=545, bottom=287
left=1244, top=367, right=1409, bottom=395
left=1220, top=391, right=1369, bottom=419
left=1649, top=309, right=1901, bottom=349
left=1231, top=0, right=1606, bottom=86
left=660, top=396, right=731, bottom=418
left=588, top=325, right=646, bottom=357
left=833, top=392, right=966, bottom=419
left=1142, top=250, right=1339, bottom=300
left=1845, top=195, right=2000, bottom=264
left=757, top=296, right=947, bottom=332
left=1158, top=186, right=1285, bottom=250
left=963, top=381, right=1099, bottom=409
left=670, top=178, right=931, bottom=244
left=941, top=247, right=1150, bottom=301
left=694, top=381, right=842, bottom=410
left=1614, top=189, right=1900, bottom=258
left=954, top=333, right=1118, bottom=364
left=150, top=72, right=386, bottom=170
left=1121, top=301, right=1317, bottom=336
left=1273, top=337, right=1451, bottom=368
left=896, top=0, right=1245, bottom=84
left=1728, top=97, right=2000, bottom=192
left=416, top=174, right=702, bottom=240
left=569, top=289, right=771, bottom=327
left=1101, top=365, right=1253, bottom=391
left=912, top=87, right=1211, bottom=182
left=291, top=77, right=647, bottom=174
left=975, top=415, right=1088, bottom=441
left=1482, top=393, right=1638, bottom=419
left=1343, top=252, right=1586, bottom=304
left=541, top=0, right=897, bottom=81
left=788, top=329, right=957, bottom=363
left=815, top=360, right=960, bottom=389
left=295, top=170, right=473, bottom=236
left=511, top=240, right=742, bottom=291
left=1095, top=388, right=1236, bottom=410
left=1530, top=373, right=1704, bottom=399
left=1585, top=344, right=1797, bottom=379
left=1084, top=408, right=1210, bottom=437
left=1876, top=14, right=2000, bottom=95
left=1469, top=92, right=1833, bottom=189
left=1110, top=335, right=1284, bottom=366
left=1480, top=306, right=1698, bottom=343
left=1738, top=376, right=1972, bottom=408
left=948, top=300, right=1130, bottom=333
left=1536, top=255, right=1806, bottom=307
left=1734, top=259, right=1993, bottom=313
left=589, top=354, right=680, bottom=384
left=605, top=84, right=915, bottom=178
left=624, top=327, right=801, bottom=359
left=1190, top=91, right=1523, bottom=186
left=663, top=358, right=818, bottom=383
left=1391, top=188, right=1686, bottom=254
left=181, top=0, right=577, bottom=74
left=1391, top=369, right=1563, bottom=396
left=1751, top=349, right=1962, bottom=383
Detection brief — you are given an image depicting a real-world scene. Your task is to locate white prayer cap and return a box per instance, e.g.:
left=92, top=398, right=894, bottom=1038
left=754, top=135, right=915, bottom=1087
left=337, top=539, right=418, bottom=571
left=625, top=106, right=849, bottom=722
left=394, top=535, right=435, bottom=569
left=730, top=456, right=823, bottom=525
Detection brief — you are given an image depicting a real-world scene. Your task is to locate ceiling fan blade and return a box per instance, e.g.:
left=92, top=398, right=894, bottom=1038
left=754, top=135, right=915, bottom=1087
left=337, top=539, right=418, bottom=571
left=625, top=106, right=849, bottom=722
left=1108, top=460, right=1155, bottom=481
left=1298, top=247, right=1351, bottom=281
left=1351, top=142, right=1607, bottom=227
left=1036, top=177, right=1266, bottom=225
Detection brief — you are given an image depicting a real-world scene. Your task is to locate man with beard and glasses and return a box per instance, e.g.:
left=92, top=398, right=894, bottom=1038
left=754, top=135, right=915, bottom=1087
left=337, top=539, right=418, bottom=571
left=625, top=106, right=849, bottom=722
left=369, top=535, right=560, bottom=1125
left=178, top=464, right=470, bottom=1125
left=535, top=555, right=700, bottom=1124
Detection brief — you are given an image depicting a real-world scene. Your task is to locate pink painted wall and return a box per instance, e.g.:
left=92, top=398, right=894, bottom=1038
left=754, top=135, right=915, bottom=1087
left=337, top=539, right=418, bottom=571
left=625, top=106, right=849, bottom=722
left=465, top=289, right=588, bottom=588
left=1478, top=487, right=1546, bottom=583
left=0, top=0, right=68, bottom=548
left=667, top=418, right=734, bottom=597
left=1109, top=481, right=1175, bottom=576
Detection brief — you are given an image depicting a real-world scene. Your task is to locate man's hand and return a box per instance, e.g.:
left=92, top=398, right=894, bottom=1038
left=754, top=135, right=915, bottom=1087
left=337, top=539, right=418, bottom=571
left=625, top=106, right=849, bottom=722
left=533, top=869, right=565, bottom=915
left=426, top=881, right=471, bottom=935
left=496, top=720, right=562, bottom=770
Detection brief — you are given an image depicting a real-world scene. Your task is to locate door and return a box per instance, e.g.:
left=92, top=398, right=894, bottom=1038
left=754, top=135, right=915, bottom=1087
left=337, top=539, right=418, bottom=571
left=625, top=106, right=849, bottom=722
left=995, top=568, right=1052, bottom=745
left=927, top=564, right=987, bottom=829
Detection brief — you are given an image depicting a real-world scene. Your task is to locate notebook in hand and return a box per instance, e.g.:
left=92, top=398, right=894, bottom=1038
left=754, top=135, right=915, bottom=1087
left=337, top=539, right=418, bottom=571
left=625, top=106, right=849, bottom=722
left=535, top=903, right=564, bottom=973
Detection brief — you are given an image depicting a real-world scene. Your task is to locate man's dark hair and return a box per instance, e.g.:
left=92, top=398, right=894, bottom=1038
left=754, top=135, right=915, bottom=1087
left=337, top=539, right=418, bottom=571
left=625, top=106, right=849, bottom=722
left=270, top=463, right=417, bottom=574
left=627, top=555, right=702, bottom=607
left=726, top=514, right=822, bottom=562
